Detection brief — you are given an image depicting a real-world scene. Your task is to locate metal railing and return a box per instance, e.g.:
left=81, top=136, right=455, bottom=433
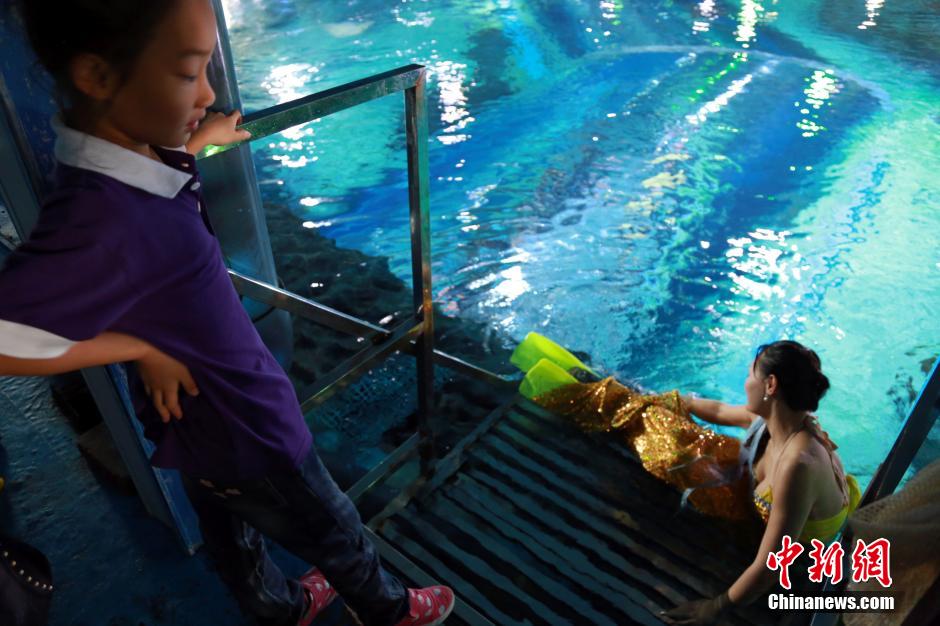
left=201, top=64, right=514, bottom=496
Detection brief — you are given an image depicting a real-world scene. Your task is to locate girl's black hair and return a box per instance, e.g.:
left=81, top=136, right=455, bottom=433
left=15, top=0, right=179, bottom=109
left=755, top=340, right=830, bottom=412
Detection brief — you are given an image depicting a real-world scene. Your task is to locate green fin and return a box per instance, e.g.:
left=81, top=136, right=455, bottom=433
left=511, top=332, right=597, bottom=377
left=519, top=358, right=579, bottom=400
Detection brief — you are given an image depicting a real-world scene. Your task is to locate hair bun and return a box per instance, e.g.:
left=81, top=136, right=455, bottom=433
left=755, top=340, right=830, bottom=412
left=812, top=371, right=830, bottom=408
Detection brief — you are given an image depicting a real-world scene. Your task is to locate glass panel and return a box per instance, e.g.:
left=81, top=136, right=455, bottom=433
left=301, top=352, right=418, bottom=488
left=240, top=99, right=417, bottom=408
left=894, top=356, right=940, bottom=490
left=222, top=1, right=940, bottom=493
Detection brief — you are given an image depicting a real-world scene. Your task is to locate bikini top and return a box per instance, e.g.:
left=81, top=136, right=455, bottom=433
left=741, top=416, right=861, bottom=543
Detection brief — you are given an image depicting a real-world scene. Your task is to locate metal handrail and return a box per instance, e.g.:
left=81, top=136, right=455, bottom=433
left=227, top=269, right=517, bottom=390
left=203, top=71, right=512, bottom=623
left=202, top=64, right=437, bottom=475
left=200, top=65, right=426, bottom=158
left=228, top=269, right=388, bottom=339
left=202, top=64, right=512, bottom=488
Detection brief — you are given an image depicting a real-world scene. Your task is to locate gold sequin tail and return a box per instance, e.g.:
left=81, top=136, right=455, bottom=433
left=536, top=377, right=755, bottom=521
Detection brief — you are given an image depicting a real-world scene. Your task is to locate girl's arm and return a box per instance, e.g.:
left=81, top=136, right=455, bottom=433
left=1, top=331, right=199, bottom=422
left=0, top=331, right=154, bottom=376
left=683, top=395, right=756, bottom=428
left=185, top=111, right=251, bottom=155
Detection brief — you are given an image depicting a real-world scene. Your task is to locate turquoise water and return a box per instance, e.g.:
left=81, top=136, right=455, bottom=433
left=222, top=0, right=940, bottom=487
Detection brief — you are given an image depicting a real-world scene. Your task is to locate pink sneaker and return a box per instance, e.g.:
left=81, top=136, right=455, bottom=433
left=296, top=568, right=339, bottom=626
left=393, top=586, right=455, bottom=626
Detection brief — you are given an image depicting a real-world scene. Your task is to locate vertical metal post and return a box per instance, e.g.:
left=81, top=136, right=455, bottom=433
left=405, top=70, right=436, bottom=473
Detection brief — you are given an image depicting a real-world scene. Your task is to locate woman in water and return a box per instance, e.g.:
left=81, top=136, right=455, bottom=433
left=517, top=338, right=860, bottom=624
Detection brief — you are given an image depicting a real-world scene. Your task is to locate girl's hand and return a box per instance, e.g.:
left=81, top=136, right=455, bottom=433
left=186, top=110, right=251, bottom=155
left=135, top=347, right=200, bottom=422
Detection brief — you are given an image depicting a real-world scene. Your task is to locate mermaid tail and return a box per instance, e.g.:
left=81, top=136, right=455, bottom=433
left=536, top=378, right=754, bottom=520
left=512, top=334, right=755, bottom=521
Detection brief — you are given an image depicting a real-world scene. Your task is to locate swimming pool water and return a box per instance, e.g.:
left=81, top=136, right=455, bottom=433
left=221, top=0, right=940, bottom=487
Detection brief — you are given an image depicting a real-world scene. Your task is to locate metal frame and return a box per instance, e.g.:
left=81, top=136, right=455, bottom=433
left=203, top=64, right=514, bottom=500
left=231, top=267, right=514, bottom=389
left=202, top=63, right=439, bottom=475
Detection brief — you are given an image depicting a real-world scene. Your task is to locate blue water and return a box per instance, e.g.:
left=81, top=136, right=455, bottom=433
left=221, top=0, right=940, bottom=486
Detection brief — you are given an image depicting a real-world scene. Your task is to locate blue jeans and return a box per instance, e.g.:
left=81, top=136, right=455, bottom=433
left=181, top=446, right=408, bottom=626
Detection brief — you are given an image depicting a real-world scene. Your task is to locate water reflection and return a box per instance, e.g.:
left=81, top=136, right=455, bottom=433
left=599, top=0, right=622, bottom=22
left=721, top=228, right=817, bottom=331
left=393, top=0, right=435, bottom=28
left=261, top=63, right=319, bottom=104
left=797, top=69, right=840, bottom=138
left=735, top=0, right=764, bottom=48
left=686, top=73, right=755, bottom=125
left=262, top=63, right=321, bottom=169
left=858, top=0, right=885, bottom=30
left=692, top=0, right=717, bottom=34
left=432, top=59, right=474, bottom=145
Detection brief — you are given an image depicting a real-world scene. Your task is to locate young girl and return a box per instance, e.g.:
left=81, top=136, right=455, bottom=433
left=0, top=1, right=454, bottom=625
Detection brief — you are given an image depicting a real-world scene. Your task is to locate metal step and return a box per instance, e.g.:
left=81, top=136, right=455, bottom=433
left=370, top=400, right=778, bottom=625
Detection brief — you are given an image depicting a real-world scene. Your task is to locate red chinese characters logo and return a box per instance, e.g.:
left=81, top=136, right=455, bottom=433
left=767, top=537, right=892, bottom=588
left=807, top=539, right=844, bottom=584
left=851, top=538, right=893, bottom=588
left=766, top=535, right=805, bottom=589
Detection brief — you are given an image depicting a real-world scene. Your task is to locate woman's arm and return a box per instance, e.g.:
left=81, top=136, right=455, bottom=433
left=727, top=454, right=816, bottom=605
left=663, top=452, right=817, bottom=624
left=683, top=395, right=756, bottom=428
left=0, top=331, right=154, bottom=376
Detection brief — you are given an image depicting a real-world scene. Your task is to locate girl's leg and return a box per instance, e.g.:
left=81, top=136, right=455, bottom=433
left=181, top=475, right=306, bottom=626
left=199, top=447, right=409, bottom=626
left=262, top=448, right=409, bottom=626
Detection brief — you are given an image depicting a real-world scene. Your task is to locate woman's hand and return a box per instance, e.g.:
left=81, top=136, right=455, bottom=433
left=135, top=346, right=200, bottom=422
left=660, top=592, right=730, bottom=625
left=185, top=110, right=251, bottom=155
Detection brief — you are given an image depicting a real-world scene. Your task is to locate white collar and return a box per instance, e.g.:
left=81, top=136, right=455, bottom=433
left=52, top=115, right=193, bottom=199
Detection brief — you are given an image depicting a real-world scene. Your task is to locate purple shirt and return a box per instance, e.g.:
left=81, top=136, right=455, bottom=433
left=0, top=119, right=312, bottom=480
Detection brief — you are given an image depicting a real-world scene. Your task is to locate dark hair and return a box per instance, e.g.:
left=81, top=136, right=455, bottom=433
left=754, top=340, right=830, bottom=412
left=15, top=0, right=179, bottom=110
